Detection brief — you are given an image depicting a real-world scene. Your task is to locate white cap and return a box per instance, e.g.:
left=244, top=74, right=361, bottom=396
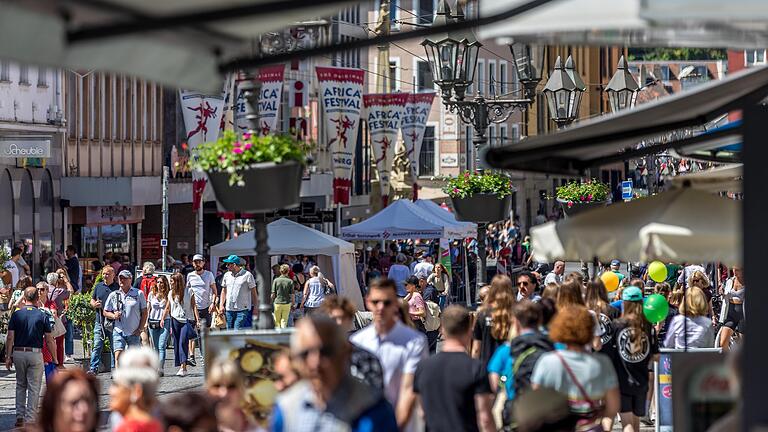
left=192, top=254, right=204, bottom=261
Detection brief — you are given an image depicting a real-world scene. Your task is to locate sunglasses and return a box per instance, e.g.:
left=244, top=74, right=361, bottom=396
left=293, top=346, right=334, bottom=361
left=370, top=299, right=394, bottom=307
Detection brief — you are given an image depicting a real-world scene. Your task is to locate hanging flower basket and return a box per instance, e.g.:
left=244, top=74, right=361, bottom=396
left=442, top=171, right=514, bottom=222
left=191, top=131, right=310, bottom=213
left=555, top=179, right=610, bottom=217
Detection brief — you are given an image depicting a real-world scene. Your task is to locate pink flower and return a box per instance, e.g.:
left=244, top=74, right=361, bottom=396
left=219, top=155, right=226, bottom=161
left=234, top=141, right=242, bottom=147
left=452, top=188, right=459, bottom=194
left=580, top=195, right=586, bottom=201
left=567, top=202, right=573, bottom=208
left=243, top=132, right=252, bottom=140
left=244, top=143, right=252, bottom=150
left=464, top=172, right=470, bottom=178
left=232, top=147, right=243, bottom=154
left=587, top=194, right=593, bottom=201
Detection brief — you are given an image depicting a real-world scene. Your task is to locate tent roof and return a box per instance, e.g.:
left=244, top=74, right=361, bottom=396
left=671, top=164, right=742, bottom=192
left=485, top=66, right=768, bottom=175
left=413, top=200, right=477, bottom=238
left=341, top=199, right=471, bottom=240
left=3, top=0, right=352, bottom=92
left=210, top=218, right=354, bottom=257
left=479, top=0, right=768, bottom=48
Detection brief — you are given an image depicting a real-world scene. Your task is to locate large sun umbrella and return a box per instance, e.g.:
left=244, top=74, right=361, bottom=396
left=530, top=187, right=741, bottom=265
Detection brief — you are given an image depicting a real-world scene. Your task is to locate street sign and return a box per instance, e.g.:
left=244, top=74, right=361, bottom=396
left=622, top=180, right=633, bottom=201
left=160, top=239, right=168, bottom=247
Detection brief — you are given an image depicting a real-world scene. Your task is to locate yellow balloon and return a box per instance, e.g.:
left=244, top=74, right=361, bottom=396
left=601, top=271, right=620, bottom=292
left=648, top=261, right=668, bottom=283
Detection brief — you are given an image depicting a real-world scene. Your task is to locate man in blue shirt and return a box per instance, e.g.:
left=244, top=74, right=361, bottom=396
left=271, top=315, right=397, bottom=432
left=6, top=285, right=56, bottom=427
left=88, top=266, right=119, bottom=374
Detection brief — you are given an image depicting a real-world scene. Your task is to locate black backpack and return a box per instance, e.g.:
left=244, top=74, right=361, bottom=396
left=511, top=336, right=554, bottom=397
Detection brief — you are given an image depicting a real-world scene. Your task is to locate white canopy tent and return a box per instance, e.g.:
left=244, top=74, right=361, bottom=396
left=671, top=164, right=742, bottom=193
left=341, top=199, right=474, bottom=240
left=530, top=187, right=741, bottom=266
left=210, top=218, right=363, bottom=310
left=413, top=200, right=477, bottom=238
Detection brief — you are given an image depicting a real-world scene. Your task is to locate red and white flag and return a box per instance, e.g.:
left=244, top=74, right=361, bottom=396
left=364, top=93, right=408, bottom=207
left=234, top=65, right=286, bottom=136
left=316, top=66, right=365, bottom=205
left=400, top=92, right=435, bottom=199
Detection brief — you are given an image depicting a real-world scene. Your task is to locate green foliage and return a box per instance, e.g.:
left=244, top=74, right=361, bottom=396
left=190, top=131, right=310, bottom=186
left=627, top=48, right=727, bottom=61
left=441, top=171, right=515, bottom=199
left=555, top=180, right=610, bottom=204
left=66, top=292, right=96, bottom=356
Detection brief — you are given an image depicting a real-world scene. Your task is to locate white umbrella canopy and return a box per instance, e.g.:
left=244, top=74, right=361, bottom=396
left=531, top=187, right=741, bottom=265
left=1, top=0, right=353, bottom=92
left=671, top=164, right=742, bottom=193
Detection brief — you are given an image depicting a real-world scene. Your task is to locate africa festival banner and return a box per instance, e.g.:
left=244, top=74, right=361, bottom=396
left=400, top=92, right=436, bottom=183
left=364, top=93, right=407, bottom=207
left=234, top=65, right=286, bottom=136
left=316, top=66, right=365, bottom=205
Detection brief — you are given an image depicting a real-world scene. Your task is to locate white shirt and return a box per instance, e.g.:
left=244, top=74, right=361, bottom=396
left=413, top=261, right=434, bottom=279
left=169, top=288, right=196, bottom=323
left=222, top=269, right=257, bottom=312
left=350, top=321, right=427, bottom=408
left=187, top=270, right=216, bottom=309
left=677, top=265, right=707, bottom=286
left=3, top=260, right=19, bottom=288
left=544, top=272, right=563, bottom=286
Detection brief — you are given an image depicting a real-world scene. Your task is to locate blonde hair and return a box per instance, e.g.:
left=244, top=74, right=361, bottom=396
left=207, top=358, right=243, bottom=392
left=688, top=270, right=710, bottom=289
left=679, top=287, right=709, bottom=317
left=279, top=264, right=290, bottom=275
left=489, top=274, right=515, bottom=341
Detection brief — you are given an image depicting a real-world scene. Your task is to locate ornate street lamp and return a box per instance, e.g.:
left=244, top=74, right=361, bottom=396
left=564, top=55, right=586, bottom=118
left=543, top=56, right=582, bottom=128
left=510, top=42, right=545, bottom=99
left=605, top=55, right=639, bottom=112
left=421, top=1, right=464, bottom=99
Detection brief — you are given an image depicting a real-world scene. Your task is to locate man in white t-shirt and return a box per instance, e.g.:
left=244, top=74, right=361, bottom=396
left=412, top=255, right=434, bottom=279
left=544, top=261, right=565, bottom=286
left=351, top=278, right=427, bottom=431
left=186, top=253, right=218, bottom=363
left=4, top=247, right=23, bottom=288
left=219, top=255, right=257, bottom=330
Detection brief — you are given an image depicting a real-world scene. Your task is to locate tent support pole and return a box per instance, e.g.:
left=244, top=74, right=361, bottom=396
left=477, top=223, right=487, bottom=302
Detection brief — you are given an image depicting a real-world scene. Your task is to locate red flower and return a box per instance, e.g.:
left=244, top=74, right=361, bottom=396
left=567, top=202, right=573, bottom=208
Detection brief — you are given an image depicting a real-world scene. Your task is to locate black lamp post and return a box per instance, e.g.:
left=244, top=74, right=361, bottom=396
left=510, top=42, right=545, bottom=100
left=543, top=56, right=583, bottom=128
left=605, top=55, right=639, bottom=113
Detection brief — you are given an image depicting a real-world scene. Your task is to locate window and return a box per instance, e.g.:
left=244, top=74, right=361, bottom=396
left=418, top=126, right=435, bottom=176
left=37, top=67, right=47, bottom=87
left=390, top=0, right=400, bottom=30
left=19, top=65, right=29, bottom=85
left=499, top=124, right=508, bottom=147
left=476, top=59, right=485, bottom=95
left=0, top=62, right=8, bottom=81
left=416, top=60, right=433, bottom=92
left=488, top=125, right=496, bottom=147
left=659, top=65, right=671, bottom=81
left=488, top=60, right=496, bottom=97
left=746, top=49, right=767, bottom=66
left=389, top=60, right=399, bottom=92
left=512, top=124, right=521, bottom=143
left=417, top=0, right=434, bottom=24
left=499, top=61, right=508, bottom=94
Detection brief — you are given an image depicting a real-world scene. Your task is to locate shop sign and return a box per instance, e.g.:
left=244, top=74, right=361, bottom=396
left=86, top=206, right=145, bottom=225
left=440, top=153, right=459, bottom=167
left=0, top=138, right=51, bottom=158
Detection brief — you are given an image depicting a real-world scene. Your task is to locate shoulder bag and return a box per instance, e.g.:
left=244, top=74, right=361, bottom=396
left=555, top=351, right=605, bottom=432
left=103, top=292, right=121, bottom=334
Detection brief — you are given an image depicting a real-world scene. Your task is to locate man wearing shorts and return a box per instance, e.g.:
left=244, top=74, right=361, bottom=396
left=104, top=270, right=147, bottom=365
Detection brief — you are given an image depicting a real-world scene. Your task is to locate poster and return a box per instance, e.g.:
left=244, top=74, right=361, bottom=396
left=400, top=93, right=436, bottom=180
left=234, top=65, right=286, bottom=136
left=316, top=66, right=365, bottom=205
left=439, top=238, right=452, bottom=277
left=364, top=93, right=407, bottom=207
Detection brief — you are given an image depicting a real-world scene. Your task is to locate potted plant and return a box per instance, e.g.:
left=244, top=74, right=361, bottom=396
left=66, top=292, right=97, bottom=369
left=191, top=131, right=309, bottom=213
left=555, top=179, right=610, bottom=216
left=442, top=171, right=515, bottom=222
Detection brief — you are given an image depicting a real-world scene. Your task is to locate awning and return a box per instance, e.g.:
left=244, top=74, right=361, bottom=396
left=1, top=0, right=352, bottom=92
left=479, top=0, right=768, bottom=49
left=485, top=66, right=768, bottom=175
left=670, top=164, right=742, bottom=193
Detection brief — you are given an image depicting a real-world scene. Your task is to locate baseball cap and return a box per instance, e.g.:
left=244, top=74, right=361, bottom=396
left=622, top=286, right=643, bottom=302
left=118, top=270, right=133, bottom=279
left=610, top=259, right=621, bottom=267
left=192, top=254, right=204, bottom=261
left=222, top=254, right=241, bottom=264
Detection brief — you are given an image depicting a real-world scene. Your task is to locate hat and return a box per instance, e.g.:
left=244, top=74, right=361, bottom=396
left=622, top=286, right=643, bottom=302
left=118, top=270, right=133, bottom=279
left=610, top=259, right=621, bottom=267
left=192, top=254, right=204, bottom=261
left=222, top=254, right=241, bottom=264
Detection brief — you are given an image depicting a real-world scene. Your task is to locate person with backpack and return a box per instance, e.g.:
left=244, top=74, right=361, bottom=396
left=488, top=300, right=554, bottom=429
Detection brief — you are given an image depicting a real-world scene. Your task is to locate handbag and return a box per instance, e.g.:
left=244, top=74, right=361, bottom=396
left=555, top=351, right=605, bottom=432
left=43, top=308, right=66, bottom=338
left=148, top=319, right=162, bottom=329
left=102, top=292, right=122, bottom=334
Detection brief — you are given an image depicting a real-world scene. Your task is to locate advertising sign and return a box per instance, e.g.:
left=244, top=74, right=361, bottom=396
left=364, top=93, right=408, bottom=207
left=316, top=67, right=365, bottom=205
left=400, top=93, right=436, bottom=180
left=0, top=138, right=50, bottom=158
left=234, top=65, right=286, bottom=135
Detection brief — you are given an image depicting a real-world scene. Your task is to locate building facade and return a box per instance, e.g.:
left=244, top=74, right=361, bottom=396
left=0, top=61, right=65, bottom=281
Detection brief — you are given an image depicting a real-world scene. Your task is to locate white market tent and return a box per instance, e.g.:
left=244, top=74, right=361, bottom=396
left=413, top=199, right=477, bottom=238
left=210, top=218, right=363, bottom=310
left=341, top=199, right=474, bottom=240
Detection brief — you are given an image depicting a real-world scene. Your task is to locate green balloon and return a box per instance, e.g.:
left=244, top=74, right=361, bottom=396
left=643, top=294, right=670, bottom=323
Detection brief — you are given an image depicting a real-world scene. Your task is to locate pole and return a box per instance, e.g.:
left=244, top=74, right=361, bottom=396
left=161, top=165, right=169, bottom=272
left=241, top=77, right=274, bottom=330
left=197, top=204, right=204, bottom=254
left=463, top=241, right=471, bottom=307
